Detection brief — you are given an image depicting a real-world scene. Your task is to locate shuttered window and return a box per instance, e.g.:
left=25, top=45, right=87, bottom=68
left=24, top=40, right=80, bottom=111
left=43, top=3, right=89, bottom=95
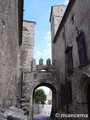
left=76, top=31, right=87, bottom=65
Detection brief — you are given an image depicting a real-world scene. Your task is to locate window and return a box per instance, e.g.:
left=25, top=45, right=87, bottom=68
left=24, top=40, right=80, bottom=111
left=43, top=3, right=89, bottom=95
left=65, top=81, right=72, bottom=104
left=65, top=46, right=73, bottom=73
left=76, top=31, right=87, bottom=65
left=60, top=81, right=72, bottom=104
left=71, top=14, right=75, bottom=24
left=60, top=83, right=66, bottom=104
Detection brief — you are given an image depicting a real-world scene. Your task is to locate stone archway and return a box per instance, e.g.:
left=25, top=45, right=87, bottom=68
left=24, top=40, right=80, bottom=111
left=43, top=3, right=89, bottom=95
left=77, top=73, right=90, bottom=116
left=19, top=68, right=58, bottom=120
left=33, top=83, right=57, bottom=119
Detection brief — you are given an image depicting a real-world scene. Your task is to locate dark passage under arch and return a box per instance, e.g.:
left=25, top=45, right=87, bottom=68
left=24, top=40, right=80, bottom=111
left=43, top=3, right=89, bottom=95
left=87, top=85, right=90, bottom=119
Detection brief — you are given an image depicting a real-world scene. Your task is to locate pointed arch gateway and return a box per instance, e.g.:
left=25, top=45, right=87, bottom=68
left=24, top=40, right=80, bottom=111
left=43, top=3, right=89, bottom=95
left=77, top=73, right=90, bottom=118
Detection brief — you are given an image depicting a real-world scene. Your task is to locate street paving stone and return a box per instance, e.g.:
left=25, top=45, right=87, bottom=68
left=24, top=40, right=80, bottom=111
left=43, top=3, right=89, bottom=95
left=33, top=115, right=51, bottom=120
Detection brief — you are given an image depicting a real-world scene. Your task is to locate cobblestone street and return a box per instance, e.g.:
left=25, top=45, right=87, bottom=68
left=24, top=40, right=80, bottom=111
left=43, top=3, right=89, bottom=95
left=33, top=115, right=51, bottom=120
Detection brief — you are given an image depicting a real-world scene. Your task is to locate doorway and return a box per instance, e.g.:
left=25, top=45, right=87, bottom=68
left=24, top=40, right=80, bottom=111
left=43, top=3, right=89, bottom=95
left=87, top=85, right=90, bottom=119
left=32, top=83, right=57, bottom=120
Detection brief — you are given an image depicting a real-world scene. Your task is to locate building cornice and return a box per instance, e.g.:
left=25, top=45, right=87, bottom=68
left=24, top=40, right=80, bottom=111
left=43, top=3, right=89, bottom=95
left=23, top=20, right=36, bottom=25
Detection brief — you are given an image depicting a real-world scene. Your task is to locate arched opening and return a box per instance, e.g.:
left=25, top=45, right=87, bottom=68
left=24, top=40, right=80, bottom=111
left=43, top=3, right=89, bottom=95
left=32, top=83, right=57, bottom=120
left=87, top=85, right=90, bottom=119
left=78, top=73, right=90, bottom=117
left=33, top=87, right=52, bottom=119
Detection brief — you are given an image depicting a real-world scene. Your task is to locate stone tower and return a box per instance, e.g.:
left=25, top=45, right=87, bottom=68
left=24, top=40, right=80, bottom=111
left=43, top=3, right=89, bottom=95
left=50, top=5, right=66, bottom=41
left=50, top=5, right=66, bottom=65
left=20, top=20, right=36, bottom=71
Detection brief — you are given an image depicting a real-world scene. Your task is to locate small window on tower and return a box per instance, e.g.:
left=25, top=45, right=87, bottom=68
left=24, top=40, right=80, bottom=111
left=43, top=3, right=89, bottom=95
left=71, top=14, right=75, bottom=24
left=76, top=31, right=87, bottom=66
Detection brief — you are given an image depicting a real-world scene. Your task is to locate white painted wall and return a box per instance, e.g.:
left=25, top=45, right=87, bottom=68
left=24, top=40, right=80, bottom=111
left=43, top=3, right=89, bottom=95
left=33, top=104, right=52, bottom=116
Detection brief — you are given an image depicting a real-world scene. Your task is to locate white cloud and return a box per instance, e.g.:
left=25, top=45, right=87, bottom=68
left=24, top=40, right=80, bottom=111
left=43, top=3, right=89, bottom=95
left=43, top=32, right=51, bottom=59
left=64, top=0, right=69, bottom=5
left=43, top=42, right=51, bottom=58
left=37, top=50, right=42, bottom=56
left=36, top=32, right=51, bottom=63
left=44, top=32, right=51, bottom=42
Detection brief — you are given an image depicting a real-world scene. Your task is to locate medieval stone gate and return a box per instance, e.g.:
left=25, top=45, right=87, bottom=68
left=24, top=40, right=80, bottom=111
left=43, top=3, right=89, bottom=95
left=19, top=59, right=59, bottom=120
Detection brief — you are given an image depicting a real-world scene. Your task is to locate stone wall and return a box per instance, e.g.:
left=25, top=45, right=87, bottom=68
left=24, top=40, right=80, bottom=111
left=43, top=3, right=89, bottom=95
left=50, top=0, right=90, bottom=117
left=20, top=20, right=36, bottom=71
left=19, top=58, right=58, bottom=120
left=0, top=0, right=22, bottom=111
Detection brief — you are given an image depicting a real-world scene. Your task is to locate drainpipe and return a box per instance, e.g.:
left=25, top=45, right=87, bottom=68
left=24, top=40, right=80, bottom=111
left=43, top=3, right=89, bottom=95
left=63, top=26, right=69, bottom=118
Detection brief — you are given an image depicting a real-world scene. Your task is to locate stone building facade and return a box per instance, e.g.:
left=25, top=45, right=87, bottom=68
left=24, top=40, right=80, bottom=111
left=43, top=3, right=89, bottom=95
left=0, top=0, right=23, bottom=111
left=50, top=0, right=90, bottom=119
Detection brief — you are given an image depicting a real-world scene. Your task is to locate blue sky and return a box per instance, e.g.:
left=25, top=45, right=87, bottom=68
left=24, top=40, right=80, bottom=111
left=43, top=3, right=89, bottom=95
left=24, top=0, right=69, bottom=64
